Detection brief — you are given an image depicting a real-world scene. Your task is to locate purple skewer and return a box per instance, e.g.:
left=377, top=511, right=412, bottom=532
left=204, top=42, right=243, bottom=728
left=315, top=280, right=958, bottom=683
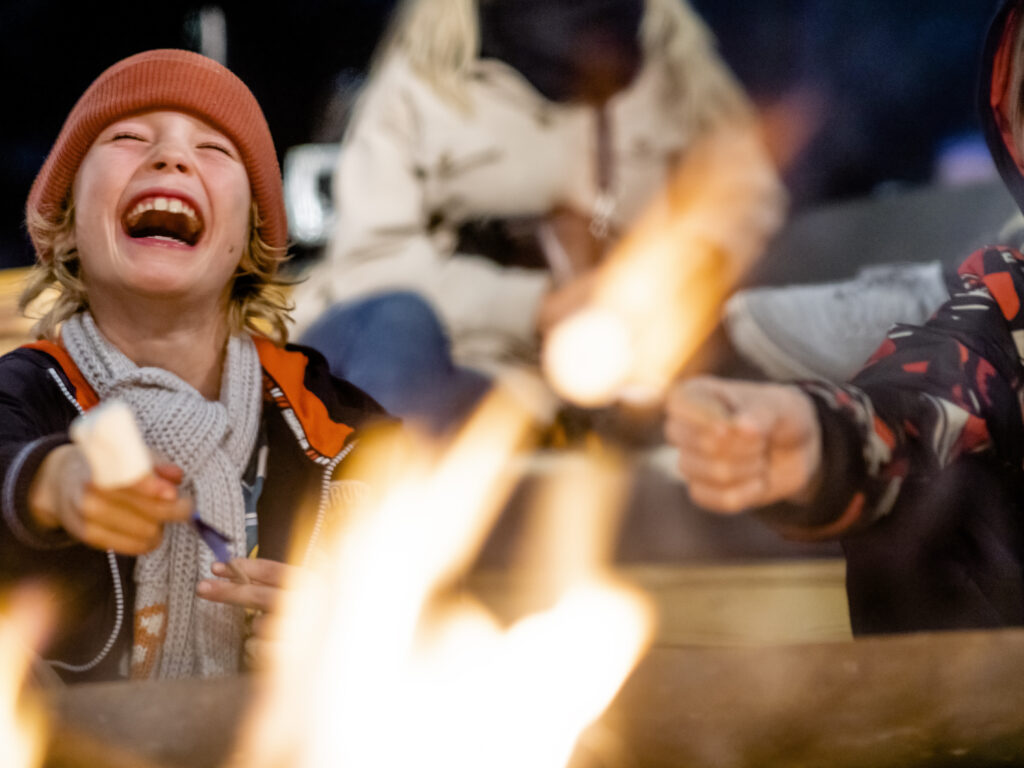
left=191, top=512, right=233, bottom=563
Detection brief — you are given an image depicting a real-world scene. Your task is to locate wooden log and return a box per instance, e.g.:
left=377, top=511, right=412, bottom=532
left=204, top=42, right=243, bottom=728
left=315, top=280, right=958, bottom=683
left=45, top=629, right=1024, bottom=768
left=46, top=677, right=249, bottom=768
left=586, top=630, right=1024, bottom=767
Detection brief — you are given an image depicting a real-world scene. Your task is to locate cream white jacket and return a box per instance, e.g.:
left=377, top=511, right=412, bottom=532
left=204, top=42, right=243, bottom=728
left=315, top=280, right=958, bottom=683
left=293, top=9, right=785, bottom=373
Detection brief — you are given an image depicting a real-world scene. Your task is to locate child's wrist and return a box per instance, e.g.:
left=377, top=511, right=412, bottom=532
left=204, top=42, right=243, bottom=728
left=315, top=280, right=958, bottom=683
left=27, top=445, right=73, bottom=531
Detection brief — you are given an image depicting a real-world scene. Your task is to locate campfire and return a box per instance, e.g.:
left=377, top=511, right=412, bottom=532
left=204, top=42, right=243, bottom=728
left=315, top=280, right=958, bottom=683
left=7, top=388, right=655, bottom=768
left=0, top=587, right=49, bottom=768
left=234, top=389, right=654, bottom=768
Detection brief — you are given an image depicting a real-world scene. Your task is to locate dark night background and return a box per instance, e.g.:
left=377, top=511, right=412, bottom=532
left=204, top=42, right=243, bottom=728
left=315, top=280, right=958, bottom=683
left=0, top=1, right=1004, bottom=269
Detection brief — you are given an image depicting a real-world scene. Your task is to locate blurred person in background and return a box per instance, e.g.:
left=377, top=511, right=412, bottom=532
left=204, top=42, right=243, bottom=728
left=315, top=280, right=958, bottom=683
left=665, top=0, right=1024, bottom=635
left=291, top=0, right=786, bottom=435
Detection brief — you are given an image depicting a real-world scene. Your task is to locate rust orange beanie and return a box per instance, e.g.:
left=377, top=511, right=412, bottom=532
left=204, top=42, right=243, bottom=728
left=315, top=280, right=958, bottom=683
left=27, top=48, right=287, bottom=260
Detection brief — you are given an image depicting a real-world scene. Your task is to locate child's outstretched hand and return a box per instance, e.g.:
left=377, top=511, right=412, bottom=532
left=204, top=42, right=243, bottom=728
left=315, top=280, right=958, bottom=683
left=664, top=376, right=823, bottom=513
left=28, top=444, right=192, bottom=555
left=197, top=558, right=313, bottom=669
left=196, top=557, right=304, bottom=613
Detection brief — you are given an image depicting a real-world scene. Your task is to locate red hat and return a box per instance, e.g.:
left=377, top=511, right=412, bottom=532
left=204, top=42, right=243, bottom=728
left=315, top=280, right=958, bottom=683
left=27, top=49, right=287, bottom=260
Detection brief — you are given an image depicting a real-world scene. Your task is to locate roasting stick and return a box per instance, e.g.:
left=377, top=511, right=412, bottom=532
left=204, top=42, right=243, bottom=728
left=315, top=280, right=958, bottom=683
left=647, top=389, right=737, bottom=482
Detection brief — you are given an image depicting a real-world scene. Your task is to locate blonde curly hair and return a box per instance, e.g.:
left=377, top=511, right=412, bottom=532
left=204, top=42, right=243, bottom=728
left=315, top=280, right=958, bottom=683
left=376, top=0, right=753, bottom=127
left=21, top=196, right=292, bottom=344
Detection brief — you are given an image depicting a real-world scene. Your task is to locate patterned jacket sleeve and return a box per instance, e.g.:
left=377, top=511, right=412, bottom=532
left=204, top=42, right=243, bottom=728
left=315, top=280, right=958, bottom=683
left=776, top=247, right=1024, bottom=540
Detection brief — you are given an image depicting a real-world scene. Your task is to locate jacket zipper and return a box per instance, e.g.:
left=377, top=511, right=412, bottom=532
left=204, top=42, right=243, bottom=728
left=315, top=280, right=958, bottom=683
left=43, top=364, right=361, bottom=673
left=45, top=368, right=126, bottom=674
left=300, top=439, right=359, bottom=567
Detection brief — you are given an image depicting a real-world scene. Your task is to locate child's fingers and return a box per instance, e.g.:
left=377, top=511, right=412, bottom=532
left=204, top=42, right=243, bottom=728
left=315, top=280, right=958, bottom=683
left=687, top=475, right=771, bottom=515
left=76, top=493, right=164, bottom=543
left=60, top=512, right=163, bottom=555
left=196, top=578, right=279, bottom=612
left=666, top=377, right=735, bottom=427
left=98, top=483, right=192, bottom=523
left=666, top=419, right=766, bottom=458
left=675, top=446, right=767, bottom=489
left=130, top=473, right=181, bottom=502
left=201, top=558, right=251, bottom=585
left=248, top=611, right=274, bottom=639
left=732, top=400, right=787, bottom=441
left=665, top=379, right=775, bottom=455
left=152, top=462, right=185, bottom=485
left=215, top=558, right=301, bottom=588
left=243, top=635, right=275, bottom=670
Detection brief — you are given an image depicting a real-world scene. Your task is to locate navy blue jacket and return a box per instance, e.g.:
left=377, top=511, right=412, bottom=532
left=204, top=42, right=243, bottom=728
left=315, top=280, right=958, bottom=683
left=0, top=337, right=385, bottom=682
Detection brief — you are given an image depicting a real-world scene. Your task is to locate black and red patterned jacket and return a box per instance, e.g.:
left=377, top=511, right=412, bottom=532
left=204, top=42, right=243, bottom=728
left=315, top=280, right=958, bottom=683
left=770, top=0, right=1024, bottom=546
left=745, top=0, right=1024, bottom=635
left=0, top=336, right=385, bottom=682
left=770, top=0, right=1024, bottom=544
left=787, top=247, right=1024, bottom=539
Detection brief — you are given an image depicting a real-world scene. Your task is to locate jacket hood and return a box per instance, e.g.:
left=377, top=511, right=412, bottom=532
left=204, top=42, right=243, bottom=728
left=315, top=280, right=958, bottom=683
left=983, top=0, right=1024, bottom=214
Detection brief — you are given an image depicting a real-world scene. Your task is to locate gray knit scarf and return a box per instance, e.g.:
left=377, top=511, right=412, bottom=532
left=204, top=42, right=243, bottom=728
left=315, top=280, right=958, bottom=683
left=62, top=312, right=262, bottom=679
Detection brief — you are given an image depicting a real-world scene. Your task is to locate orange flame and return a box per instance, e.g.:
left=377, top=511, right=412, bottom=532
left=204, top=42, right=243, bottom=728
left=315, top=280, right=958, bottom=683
left=543, top=124, right=787, bottom=407
left=235, top=390, right=653, bottom=768
left=0, top=586, right=52, bottom=768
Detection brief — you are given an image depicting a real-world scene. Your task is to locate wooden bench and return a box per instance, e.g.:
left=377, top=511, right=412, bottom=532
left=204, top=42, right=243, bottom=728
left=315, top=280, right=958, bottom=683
left=0, top=267, right=37, bottom=354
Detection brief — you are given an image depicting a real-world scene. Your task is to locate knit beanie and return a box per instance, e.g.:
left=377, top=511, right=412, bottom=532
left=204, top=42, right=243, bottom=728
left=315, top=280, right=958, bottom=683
left=27, top=49, right=287, bottom=260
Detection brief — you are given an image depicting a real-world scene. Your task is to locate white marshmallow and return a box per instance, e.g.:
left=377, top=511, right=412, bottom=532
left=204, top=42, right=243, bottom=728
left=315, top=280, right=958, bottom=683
left=70, top=400, right=153, bottom=489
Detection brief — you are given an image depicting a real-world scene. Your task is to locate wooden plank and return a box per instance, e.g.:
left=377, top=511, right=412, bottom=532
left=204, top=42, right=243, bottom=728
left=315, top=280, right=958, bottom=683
left=48, top=678, right=247, bottom=768
left=0, top=266, right=31, bottom=295
left=584, top=630, right=1024, bottom=768
left=47, top=627, right=1024, bottom=768
left=0, top=268, right=38, bottom=351
left=469, top=560, right=852, bottom=646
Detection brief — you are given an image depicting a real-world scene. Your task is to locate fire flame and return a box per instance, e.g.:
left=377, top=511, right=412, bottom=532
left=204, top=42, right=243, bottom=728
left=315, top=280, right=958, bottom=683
left=236, top=389, right=654, bottom=768
left=542, top=126, right=786, bottom=407
left=0, top=587, right=51, bottom=768
left=541, top=307, right=633, bottom=408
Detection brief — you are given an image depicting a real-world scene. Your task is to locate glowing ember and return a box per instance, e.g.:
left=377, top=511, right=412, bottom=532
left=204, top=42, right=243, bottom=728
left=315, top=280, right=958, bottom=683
left=236, top=391, right=654, bottom=768
left=0, top=587, right=51, bottom=768
left=543, top=307, right=632, bottom=408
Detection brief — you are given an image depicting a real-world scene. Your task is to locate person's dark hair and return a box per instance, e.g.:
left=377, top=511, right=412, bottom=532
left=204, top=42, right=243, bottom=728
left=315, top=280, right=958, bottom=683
left=478, top=0, right=645, bottom=105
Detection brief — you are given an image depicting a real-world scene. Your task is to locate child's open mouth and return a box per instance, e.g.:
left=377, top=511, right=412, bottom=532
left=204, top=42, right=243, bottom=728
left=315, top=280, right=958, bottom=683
left=122, top=195, right=204, bottom=246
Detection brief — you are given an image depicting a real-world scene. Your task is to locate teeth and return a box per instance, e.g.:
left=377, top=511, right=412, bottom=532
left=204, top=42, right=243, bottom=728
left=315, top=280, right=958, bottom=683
left=125, top=196, right=201, bottom=227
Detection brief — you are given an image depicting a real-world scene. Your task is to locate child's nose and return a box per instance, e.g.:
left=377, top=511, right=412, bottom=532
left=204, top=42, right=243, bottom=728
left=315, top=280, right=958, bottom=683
left=150, top=141, right=192, bottom=174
